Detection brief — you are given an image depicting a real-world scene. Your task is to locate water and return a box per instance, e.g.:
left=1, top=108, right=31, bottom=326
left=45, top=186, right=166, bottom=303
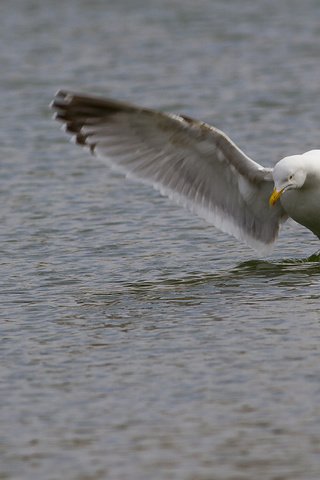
left=1, top=1, right=320, bottom=479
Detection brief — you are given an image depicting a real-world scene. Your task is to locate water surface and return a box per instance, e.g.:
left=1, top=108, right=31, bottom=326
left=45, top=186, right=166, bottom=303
left=1, top=1, right=320, bottom=479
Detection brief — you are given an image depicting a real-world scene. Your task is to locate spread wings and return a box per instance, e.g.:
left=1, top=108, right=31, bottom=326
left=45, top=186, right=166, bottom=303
left=51, top=90, right=286, bottom=251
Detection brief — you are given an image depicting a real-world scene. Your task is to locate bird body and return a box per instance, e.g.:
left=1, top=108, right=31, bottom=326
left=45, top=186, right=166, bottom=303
left=271, top=151, right=320, bottom=239
left=50, top=90, right=320, bottom=253
left=282, top=186, right=320, bottom=239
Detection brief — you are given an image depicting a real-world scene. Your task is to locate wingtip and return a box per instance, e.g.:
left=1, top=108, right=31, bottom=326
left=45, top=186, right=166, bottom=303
left=50, top=89, right=75, bottom=110
left=54, top=89, right=69, bottom=99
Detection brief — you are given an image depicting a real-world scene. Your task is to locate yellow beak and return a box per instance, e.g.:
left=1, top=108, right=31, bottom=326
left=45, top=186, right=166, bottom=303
left=269, top=188, right=284, bottom=206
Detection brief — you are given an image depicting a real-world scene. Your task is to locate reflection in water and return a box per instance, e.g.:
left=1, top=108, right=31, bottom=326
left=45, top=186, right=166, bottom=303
left=77, top=254, right=320, bottom=317
left=120, top=254, right=320, bottom=293
left=236, top=254, right=320, bottom=276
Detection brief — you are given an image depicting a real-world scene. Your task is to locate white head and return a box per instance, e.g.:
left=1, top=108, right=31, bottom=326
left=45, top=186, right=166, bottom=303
left=269, top=150, right=320, bottom=206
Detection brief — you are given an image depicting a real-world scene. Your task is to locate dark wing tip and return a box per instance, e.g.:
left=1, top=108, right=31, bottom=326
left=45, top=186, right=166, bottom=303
left=50, top=90, right=116, bottom=152
left=50, top=89, right=156, bottom=154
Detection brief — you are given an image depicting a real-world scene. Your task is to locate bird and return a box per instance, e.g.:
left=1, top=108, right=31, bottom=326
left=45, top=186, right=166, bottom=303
left=50, top=90, right=320, bottom=253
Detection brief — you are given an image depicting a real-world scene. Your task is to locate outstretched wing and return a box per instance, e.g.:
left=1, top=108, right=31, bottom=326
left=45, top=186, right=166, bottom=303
left=51, top=90, right=286, bottom=251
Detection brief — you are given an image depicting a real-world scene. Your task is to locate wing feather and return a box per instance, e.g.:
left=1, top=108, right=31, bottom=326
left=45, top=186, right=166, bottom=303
left=51, top=90, right=287, bottom=251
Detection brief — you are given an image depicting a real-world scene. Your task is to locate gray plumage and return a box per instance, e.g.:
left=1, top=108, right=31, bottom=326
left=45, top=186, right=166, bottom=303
left=51, top=90, right=288, bottom=251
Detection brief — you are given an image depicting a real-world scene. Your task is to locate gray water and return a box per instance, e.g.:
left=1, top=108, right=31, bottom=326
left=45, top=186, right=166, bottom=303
left=1, top=1, right=320, bottom=479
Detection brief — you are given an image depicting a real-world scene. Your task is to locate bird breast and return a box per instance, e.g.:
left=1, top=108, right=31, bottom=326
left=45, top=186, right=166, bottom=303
left=281, top=186, right=320, bottom=238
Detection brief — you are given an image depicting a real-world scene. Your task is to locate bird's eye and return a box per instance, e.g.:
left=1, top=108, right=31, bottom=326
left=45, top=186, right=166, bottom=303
left=289, top=174, right=293, bottom=180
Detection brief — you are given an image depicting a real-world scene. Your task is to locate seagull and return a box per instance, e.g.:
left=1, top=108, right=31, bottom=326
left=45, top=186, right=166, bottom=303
left=50, top=90, right=320, bottom=253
